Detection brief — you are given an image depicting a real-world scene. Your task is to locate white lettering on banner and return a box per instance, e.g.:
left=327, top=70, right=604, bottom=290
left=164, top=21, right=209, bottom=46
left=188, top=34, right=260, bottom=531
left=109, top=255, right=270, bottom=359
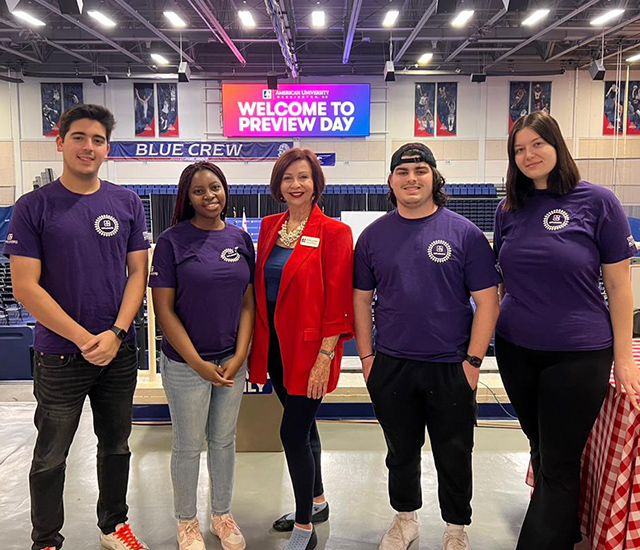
left=200, top=144, right=212, bottom=157
left=238, top=102, right=257, bottom=116
left=226, top=143, right=242, bottom=156
left=320, top=117, right=354, bottom=131
left=213, top=144, right=225, bottom=156
left=136, top=143, right=148, bottom=156
left=239, top=118, right=250, bottom=131
left=188, top=143, right=200, bottom=156
left=172, top=143, right=184, bottom=156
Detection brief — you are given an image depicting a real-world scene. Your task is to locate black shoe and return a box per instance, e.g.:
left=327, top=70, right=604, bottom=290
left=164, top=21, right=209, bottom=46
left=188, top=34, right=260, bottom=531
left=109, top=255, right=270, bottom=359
left=307, top=527, right=318, bottom=550
left=272, top=503, right=330, bottom=532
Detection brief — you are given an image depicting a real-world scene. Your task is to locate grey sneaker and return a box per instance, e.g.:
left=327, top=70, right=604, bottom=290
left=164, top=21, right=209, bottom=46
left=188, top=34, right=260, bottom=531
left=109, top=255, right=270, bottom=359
left=379, top=512, right=420, bottom=550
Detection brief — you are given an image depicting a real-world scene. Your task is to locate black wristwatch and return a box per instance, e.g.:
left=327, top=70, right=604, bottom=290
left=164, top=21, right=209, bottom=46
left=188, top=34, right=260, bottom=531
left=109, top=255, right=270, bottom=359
left=109, top=325, right=127, bottom=341
left=457, top=350, right=483, bottom=368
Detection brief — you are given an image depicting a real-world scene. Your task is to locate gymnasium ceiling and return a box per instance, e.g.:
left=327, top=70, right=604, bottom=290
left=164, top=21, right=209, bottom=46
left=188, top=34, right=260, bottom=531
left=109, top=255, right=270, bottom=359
left=0, top=0, right=639, bottom=81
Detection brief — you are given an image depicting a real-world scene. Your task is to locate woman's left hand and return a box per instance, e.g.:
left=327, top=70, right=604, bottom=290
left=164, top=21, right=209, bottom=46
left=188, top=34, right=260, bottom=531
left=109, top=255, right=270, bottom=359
left=220, top=355, right=244, bottom=382
left=614, top=357, right=640, bottom=410
left=307, top=354, right=331, bottom=399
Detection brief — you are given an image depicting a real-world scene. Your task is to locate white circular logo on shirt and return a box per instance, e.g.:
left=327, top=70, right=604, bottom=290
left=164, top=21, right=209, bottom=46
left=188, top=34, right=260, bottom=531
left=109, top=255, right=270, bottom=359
left=543, top=209, right=570, bottom=231
left=427, top=240, right=452, bottom=263
left=94, top=214, right=120, bottom=237
left=220, top=247, right=241, bottom=263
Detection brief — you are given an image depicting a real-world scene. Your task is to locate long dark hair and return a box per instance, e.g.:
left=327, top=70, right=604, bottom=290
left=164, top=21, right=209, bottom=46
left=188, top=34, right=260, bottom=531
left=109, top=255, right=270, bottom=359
left=172, top=162, right=230, bottom=225
left=504, top=111, right=580, bottom=211
left=388, top=165, right=448, bottom=207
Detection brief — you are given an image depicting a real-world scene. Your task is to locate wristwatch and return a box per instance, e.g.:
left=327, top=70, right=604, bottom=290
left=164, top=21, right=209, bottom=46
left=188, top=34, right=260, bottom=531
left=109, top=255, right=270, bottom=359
left=457, top=350, right=483, bottom=368
left=109, top=325, right=127, bottom=341
left=319, top=348, right=335, bottom=360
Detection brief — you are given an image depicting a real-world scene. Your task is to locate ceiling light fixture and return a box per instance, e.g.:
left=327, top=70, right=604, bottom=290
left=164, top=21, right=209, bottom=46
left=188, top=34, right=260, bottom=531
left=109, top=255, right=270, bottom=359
left=163, top=11, right=187, bottom=28
left=522, top=9, right=550, bottom=27
left=383, top=10, right=399, bottom=27
left=13, top=11, right=46, bottom=27
left=87, top=11, right=117, bottom=28
left=590, top=9, right=625, bottom=26
left=238, top=10, right=256, bottom=28
left=451, top=10, right=474, bottom=28
left=151, top=53, right=170, bottom=65
left=311, top=10, right=325, bottom=27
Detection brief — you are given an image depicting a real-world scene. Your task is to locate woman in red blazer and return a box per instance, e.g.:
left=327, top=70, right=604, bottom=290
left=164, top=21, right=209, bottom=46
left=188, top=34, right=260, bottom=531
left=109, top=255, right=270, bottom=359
left=249, top=148, right=353, bottom=550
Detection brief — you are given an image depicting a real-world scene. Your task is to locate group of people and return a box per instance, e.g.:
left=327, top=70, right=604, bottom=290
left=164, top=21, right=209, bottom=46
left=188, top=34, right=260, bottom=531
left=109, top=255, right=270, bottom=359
left=5, top=102, right=640, bottom=550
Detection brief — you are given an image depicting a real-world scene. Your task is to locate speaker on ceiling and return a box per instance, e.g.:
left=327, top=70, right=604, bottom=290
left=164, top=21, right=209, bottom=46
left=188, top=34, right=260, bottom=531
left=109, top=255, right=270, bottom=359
left=589, top=59, right=605, bottom=81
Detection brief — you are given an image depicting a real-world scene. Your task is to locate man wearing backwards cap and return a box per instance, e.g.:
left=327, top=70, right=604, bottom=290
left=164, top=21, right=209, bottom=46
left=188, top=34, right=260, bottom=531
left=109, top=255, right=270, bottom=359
left=353, top=143, right=501, bottom=550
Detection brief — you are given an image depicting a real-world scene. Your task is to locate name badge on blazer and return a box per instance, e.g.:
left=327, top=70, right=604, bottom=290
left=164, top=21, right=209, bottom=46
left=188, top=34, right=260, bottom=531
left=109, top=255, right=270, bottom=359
left=300, top=236, right=320, bottom=248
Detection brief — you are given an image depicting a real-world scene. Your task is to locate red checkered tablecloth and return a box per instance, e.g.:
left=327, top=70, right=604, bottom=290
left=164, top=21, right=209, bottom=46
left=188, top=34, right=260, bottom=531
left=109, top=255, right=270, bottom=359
left=525, top=343, right=640, bottom=549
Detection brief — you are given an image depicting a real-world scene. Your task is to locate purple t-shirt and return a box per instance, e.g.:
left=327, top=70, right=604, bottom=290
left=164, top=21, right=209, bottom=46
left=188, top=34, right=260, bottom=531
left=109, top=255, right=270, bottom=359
left=494, top=181, right=635, bottom=351
left=354, top=208, right=501, bottom=362
left=149, top=220, right=255, bottom=363
left=4, top=179, right=150, bottom=353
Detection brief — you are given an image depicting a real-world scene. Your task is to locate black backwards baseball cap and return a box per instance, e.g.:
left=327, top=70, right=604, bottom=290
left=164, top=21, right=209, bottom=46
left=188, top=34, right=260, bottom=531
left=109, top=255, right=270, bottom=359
left=390, top=142, right=437, bottom=173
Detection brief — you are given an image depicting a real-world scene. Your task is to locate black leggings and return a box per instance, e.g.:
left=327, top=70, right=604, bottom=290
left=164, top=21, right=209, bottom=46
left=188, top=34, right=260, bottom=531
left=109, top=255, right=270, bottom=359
left=495, top=335, right=613, bottom=550
left=267, top=304, right=324, bottom=525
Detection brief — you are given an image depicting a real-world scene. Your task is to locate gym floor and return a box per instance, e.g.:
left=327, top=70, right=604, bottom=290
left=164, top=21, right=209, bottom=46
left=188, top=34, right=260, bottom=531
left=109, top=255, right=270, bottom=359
left=0, top=385, right=589, bottom=550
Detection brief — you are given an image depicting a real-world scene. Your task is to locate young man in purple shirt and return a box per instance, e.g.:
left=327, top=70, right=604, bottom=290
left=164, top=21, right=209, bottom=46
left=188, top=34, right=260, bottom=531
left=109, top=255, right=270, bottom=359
left=5, top=104, right=150, bottom=550
left=353, top=143, right=500, bottom=550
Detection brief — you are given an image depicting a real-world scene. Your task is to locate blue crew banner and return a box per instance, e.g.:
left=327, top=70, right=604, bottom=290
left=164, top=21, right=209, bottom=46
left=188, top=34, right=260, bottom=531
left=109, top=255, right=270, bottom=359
left=107, top=141, right=294, bottom=161
left=316, top=153, right=336, bottom=166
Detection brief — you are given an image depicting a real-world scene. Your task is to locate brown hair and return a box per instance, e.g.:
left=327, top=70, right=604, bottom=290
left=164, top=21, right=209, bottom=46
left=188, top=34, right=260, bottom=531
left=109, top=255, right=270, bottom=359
left=270, top=148, right=325, bottom=204
left=59, top=103, right=115, bottom=142
left=387, top=165, right=448, bottom=207
left=172, top=162, right=229, bottom=225
left=504, top=111, right=580, bottom=211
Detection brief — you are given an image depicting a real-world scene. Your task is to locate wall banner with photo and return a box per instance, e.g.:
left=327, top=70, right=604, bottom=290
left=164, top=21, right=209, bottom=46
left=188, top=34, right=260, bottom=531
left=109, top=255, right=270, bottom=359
left=157, top=83, right=179, bottom=137
left=415, top=83, right=436, bottom=137
left=41, top=82, right=85, bottom=137
left=603, top=82, right=625, bottom=135
left=63, top=83, right=84, bottom=111
left=508, top=81, right=551, bottom=131
left=41, top=83, right=62, bottom=137
left=436, top=83, right=457, bottom=136
left=134, top=83, right=156, bottom=137
left=627, top=82, right=640, bottom=135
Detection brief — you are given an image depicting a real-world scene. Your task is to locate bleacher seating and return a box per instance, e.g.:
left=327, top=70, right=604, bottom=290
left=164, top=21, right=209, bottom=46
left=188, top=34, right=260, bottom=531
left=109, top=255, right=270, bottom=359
left=121, top=183, right=502, bottom=237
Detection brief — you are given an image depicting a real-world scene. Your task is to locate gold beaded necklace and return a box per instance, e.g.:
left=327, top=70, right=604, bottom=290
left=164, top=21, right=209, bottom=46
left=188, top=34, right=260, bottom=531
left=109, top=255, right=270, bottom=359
left=278, top=215, right=309, bottom=247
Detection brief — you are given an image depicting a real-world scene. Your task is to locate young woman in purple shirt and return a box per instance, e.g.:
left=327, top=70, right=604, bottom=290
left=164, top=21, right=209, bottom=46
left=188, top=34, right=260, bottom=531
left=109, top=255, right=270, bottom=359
left=149, top=162, right=255, bottom=550
left=494, top=111, right=640, bottom=550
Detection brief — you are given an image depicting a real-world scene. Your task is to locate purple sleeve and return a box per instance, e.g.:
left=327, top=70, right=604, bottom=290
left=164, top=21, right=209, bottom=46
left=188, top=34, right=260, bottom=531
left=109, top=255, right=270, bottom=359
left=597, top=196, right=636, bottom=264
left=148, top=235, right=176, bottom=288
left=3, top=196, right=42, bottom=259
left=243, top=231, right=256, bottom=284
left=353, top=232, right=375, bottom=291
left=464, top=227, right=502, bottom=292
left=127, top=195, right=151, bottom=252
left=492, top=200, right=504, bottom=258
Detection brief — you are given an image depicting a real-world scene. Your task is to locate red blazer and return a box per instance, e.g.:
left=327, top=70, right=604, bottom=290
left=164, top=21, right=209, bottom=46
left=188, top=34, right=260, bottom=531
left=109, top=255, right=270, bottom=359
left=248, top=205, right=354, bottom=395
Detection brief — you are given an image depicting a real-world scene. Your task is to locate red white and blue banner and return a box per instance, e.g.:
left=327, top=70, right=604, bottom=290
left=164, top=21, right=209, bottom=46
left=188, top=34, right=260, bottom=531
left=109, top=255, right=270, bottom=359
left=107, top=141, right=293, bottom=161
left=436, top=83, right=457, bottom=136
left=157, top=83, right=179, bottom=137
left=222, top=83, right=371, bottom=138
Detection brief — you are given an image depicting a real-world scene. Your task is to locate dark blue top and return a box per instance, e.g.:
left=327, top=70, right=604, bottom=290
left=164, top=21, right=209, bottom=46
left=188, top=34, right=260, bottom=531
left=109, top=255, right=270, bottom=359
left=264, top=245, right=294, bottom=304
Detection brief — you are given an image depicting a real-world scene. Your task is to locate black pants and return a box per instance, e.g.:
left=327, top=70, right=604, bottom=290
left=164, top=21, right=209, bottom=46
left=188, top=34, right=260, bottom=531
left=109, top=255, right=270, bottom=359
left=267, top=304, right=324, bottom=525
left=367, top=352, right=476, bottom=525
left=495, top=335, right=613, bottom=550
left=30, top=342, right=138, bottom=550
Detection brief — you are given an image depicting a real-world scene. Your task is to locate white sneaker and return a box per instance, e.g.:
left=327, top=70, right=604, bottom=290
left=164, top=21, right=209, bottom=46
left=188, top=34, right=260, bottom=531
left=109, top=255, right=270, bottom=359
left=177, top=518, right=206, bottom=550
left=379, top=512, right=420, bottom=550
left=100, top=523, right=149, bottom=550
left=442, top=524, right=470, bottom=550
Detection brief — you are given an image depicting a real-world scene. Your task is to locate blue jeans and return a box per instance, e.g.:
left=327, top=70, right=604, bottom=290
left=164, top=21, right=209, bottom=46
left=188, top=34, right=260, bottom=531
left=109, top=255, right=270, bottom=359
left=30, top=341, right=138, bottom=550
left=161, top=352, right=246, bottom=520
